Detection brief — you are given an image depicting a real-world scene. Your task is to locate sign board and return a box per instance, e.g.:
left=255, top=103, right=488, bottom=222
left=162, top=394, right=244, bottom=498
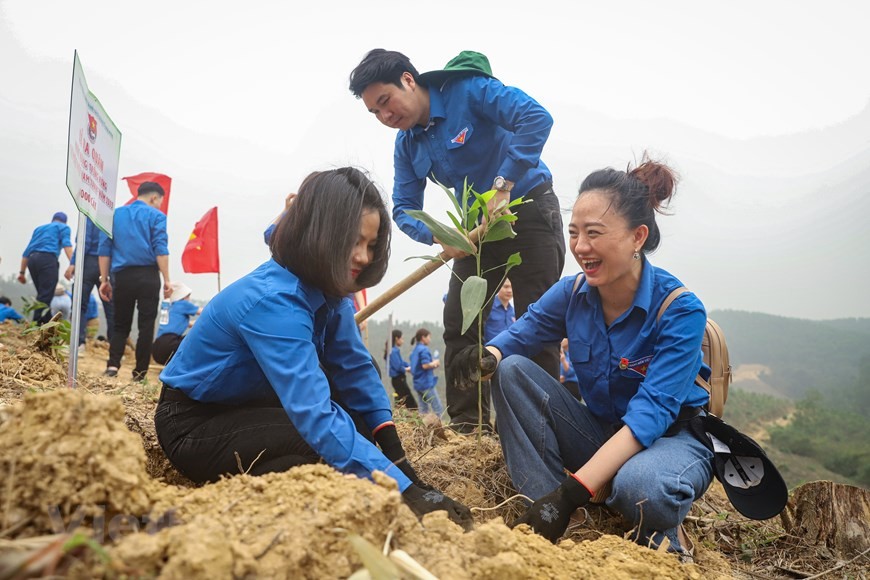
left=65, top=50, right=122, bottom=236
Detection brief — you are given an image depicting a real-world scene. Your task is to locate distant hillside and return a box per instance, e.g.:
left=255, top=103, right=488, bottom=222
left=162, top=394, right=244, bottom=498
left=709, top=310, right=870, bottom=399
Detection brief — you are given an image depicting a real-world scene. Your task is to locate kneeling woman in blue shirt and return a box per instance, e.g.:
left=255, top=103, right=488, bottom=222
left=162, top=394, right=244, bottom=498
left=156, top=167, right=471, bottom=529
left=451, top=158, right=713, bottom=552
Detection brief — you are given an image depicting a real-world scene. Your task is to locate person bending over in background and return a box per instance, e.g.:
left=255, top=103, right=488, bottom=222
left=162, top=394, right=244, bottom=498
left=152, top=281, right=202, bottom=366
left=18, top=212, right=72, bottom=324
left=155, top=167, right=472, bottom=530
left=451, top=157, right=713, bottom=556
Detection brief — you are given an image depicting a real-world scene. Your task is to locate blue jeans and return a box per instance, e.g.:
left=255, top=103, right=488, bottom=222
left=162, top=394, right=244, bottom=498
left=492, top=355, right=713, bottom=551
left=416, top=387, right=444, bottom=416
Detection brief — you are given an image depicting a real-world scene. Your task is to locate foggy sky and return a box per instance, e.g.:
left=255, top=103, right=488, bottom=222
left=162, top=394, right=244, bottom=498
left=2, top=0, right=869, bottom=321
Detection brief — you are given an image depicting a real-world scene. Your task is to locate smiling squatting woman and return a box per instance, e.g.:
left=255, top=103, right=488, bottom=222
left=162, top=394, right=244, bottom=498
left=451, top=157, right=714, bottom=554
left=155, top=167, right=472, bottom=529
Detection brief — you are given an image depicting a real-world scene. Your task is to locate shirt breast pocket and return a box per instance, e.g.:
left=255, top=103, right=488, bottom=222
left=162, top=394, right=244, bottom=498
left=411, top=148, right=433, bottom=180
left=445, top=123, right=474, bottom=149
left=569, top=343, right=591, bottom=365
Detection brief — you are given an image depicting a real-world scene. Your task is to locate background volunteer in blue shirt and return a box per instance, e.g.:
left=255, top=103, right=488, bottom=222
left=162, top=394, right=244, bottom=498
left=451, top=157, right=714, bottom=553
left=152, top=281, right=202, bottom=366
left=387, top=329, right=418, bottom=410
left=409, top=328, right=443, bottom=417
left=350, top=49, right=566, bottom=434
left=65, top=216, right=115, bottom=346
left=0, top=296, right=23, bottom=323
left=154, top=167, right=471, bottom=529
left=483, top=278, right=515, bottom=343
left=99, top=181, right=171, bottom=382
left=17, top=212, right=72, bottom=324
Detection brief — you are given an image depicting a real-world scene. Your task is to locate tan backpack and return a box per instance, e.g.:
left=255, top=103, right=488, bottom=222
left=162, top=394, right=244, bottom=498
left=570, top=275, right=731, bottom=417
left=657, top=287, right=731, bottom=417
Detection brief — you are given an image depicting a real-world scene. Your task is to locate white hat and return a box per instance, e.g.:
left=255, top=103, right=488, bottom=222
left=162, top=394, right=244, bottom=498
left=169, top=282, right=192, bottom=302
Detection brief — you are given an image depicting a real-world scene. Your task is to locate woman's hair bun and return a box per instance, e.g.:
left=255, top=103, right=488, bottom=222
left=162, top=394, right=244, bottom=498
left=628, top=154, right=678, bottom=213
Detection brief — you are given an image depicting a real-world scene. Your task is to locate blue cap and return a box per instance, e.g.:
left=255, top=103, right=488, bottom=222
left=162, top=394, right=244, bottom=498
left=52, top=212, right=68, bottom=223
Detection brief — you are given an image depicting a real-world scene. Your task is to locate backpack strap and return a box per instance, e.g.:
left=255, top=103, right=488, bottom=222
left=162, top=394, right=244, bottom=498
left=656, top=287, right=689, bottom=323
left=656, top=287, right=714, bottom=409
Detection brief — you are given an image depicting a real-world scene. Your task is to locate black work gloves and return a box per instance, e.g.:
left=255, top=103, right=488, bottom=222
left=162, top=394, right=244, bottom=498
left=448, top=344, right=498, bottom=390
left=511, top=475, right=592, bottom=543
left=402, top=483, right=474, bottom=531
left=374, top=424, right=420, bottom=485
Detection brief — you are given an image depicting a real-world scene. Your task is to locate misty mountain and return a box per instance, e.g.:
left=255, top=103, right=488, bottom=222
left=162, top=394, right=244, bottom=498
left=710, top=309, right=870, bottom=400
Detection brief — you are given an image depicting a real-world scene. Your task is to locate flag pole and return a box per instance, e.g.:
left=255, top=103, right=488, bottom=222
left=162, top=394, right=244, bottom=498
left=217, top=272, right=222, bottom=293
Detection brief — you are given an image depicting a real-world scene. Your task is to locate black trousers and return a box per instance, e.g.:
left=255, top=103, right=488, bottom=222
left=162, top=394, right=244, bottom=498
left=27, top=252, right=59, bottom=324
left=154, top=386, right=374, bottom=484
left=108, top=266, right=160, bottom=374
left=152, top=333, right=184, bottom=365
left=444, top=184, right=566, bottom=432
left=390, top=374, right=418, bottom=410
left=77, top=254, right=114, bottom=345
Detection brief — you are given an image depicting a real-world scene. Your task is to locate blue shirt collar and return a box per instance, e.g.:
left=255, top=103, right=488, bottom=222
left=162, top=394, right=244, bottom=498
left=575, top=257, right=654, bottom=316
left=410, top=87, right=446, bottom=137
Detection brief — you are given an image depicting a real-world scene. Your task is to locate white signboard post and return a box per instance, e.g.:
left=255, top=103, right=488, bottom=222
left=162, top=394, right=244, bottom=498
left=65, top=51, right=122, bottom=386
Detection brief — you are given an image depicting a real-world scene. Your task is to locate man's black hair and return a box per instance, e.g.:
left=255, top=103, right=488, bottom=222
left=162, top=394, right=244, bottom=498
left=138, top=181, right=166, bottom=197
left=349, top=49, right=420, bottom=97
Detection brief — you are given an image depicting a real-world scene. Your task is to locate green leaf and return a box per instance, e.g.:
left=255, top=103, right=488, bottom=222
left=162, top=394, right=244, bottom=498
left=460, top=276, right=488, bottom=334
left=405, top=210, right=476, bottom=255
left=446, top=211, right=465, bottom=233
left=432, top=175, right=464, bottom=222
left=507, top=196, right=527, bottom=208
left=492, top=213, right=518, bottom=223
left=505, top=252, right=522, bottom=274
left=482, top=220, right=516, bottom=243
left=466, top=205, right=480, bottom=231
left=403, top=254, right=443, bottom=263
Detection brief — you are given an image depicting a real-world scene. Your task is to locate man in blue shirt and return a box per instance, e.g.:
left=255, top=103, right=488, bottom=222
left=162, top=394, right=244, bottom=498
left=65, top=216, right=115, bottom=347
left=17, top=212, right=73, bottom=323
left=99, top=182, right=171, bottom=381
left=350, top=50, right=565, bottom=433
left=0, top=296, right=23, bottom=323
left=483, top=278, right=515, bottom=343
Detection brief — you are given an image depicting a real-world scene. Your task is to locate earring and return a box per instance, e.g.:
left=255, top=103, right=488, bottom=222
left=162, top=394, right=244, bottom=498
left=632, top=251, right=640, bottom=260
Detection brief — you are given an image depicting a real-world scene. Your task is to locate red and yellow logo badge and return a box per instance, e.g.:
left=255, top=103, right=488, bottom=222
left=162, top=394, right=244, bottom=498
left=87, top=113, right=97, bottom=143
left=451, top=127, right=469, bottom=144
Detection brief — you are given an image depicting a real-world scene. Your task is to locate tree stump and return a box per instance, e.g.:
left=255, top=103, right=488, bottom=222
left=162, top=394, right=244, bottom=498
left=781, top=480, right=870, bottom=558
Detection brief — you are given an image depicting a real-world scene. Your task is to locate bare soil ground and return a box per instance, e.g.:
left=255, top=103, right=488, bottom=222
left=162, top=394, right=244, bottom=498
left=0, top=321, right=866, bottom=579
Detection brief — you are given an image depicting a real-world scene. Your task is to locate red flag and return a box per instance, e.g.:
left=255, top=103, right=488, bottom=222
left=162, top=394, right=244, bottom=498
left=181, top=207, right=220, bottom=274
left=122, top=172, right=172, bottom=215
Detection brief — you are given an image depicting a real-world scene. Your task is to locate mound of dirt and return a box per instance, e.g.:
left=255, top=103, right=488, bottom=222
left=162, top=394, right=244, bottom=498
left=0, top=390, right=177, bottom=538
left=0, top=389, right=702, bottom=579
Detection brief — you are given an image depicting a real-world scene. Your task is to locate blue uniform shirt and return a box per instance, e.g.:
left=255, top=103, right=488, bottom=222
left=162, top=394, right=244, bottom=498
left=388, top=346, right=409, bottom=378
left=98, top=200, right=168, bottom=272
left=410, top=342, right=437, bottom=391
left=0, top=305, right=23, bottom=322
left=393, top=75, right=553, bottom=244
left=159, top=259, right=411, bottom=491
left=22, top=221, right=72, bottom=257
left=489, top=261, right=710, bottom=448
left=484, top=300, right=515, bottom=343
left=71, top=218, right=107, bottom=265
left=157, top=299, right=200, bottom=337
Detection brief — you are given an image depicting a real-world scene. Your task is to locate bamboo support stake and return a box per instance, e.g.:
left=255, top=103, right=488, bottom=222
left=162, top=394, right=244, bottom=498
left=354, top=225, right=483, bottom=325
